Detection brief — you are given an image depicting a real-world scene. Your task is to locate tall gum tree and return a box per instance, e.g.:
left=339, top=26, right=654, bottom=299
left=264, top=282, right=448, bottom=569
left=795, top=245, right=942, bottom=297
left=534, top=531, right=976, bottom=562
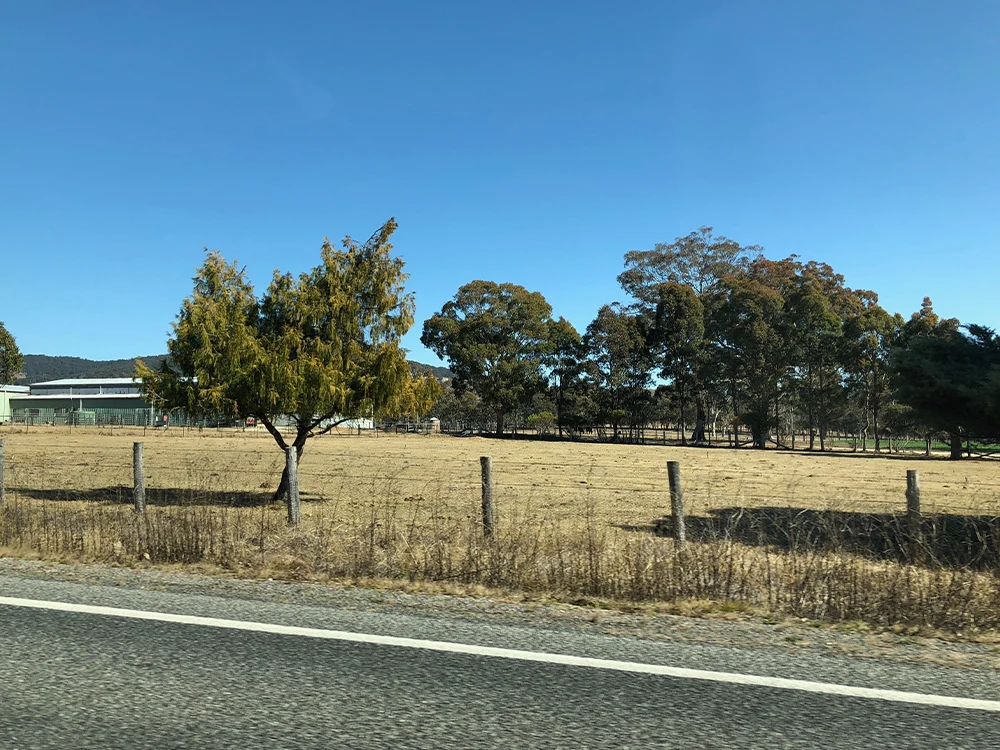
left=619, top=227, right=761, bottom=443
left=421, top=281, right=555, bottom=437
left=137, top=219, right=421, bottom=516
left=584, top=303, right=654, bottom=441
left=706, top=274, right=788, bottom=449
left=649, top=282, right=704, bottom=443
left=546, top=316, right=585, bottom=438
left=842, top=293, right=903, bottom=454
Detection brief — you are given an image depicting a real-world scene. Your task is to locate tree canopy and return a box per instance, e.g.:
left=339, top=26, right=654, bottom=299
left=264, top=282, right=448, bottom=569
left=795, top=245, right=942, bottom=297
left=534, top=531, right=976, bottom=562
left=893, top=322, right=1000, bottom=457
left=138, top=219, right=424, bottom=515
left=421, top=281, right=555, bottom=437
left=0, top=322, right=23, bottom=385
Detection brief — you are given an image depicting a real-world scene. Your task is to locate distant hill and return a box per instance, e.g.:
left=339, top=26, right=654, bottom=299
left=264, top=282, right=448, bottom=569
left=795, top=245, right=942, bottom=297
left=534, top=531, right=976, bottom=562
left=18, top=354, right=452, bottom=384
left=18, top=355, right=170, bottom=384
left=408, top=360, right=453, bottom=381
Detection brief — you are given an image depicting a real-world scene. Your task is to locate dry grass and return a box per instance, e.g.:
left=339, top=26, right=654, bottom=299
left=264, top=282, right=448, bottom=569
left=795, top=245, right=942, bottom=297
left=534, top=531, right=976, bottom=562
left=1, top=426, right=999, bottom=634
left=3, top=425, right=998, bottom=521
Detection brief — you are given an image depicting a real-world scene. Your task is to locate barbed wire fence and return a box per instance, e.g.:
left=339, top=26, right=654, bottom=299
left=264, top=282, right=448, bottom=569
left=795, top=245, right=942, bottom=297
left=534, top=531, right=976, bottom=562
left=1, top=431, right=998, bottom=572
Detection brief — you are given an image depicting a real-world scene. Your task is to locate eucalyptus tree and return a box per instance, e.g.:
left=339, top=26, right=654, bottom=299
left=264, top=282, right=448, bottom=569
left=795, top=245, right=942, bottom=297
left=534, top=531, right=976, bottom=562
left=773, top=260, right=861, bottom=450
left=584, top=304, right=654, bottom=441
left=648, top=282, right=705, bottom=442
left=842, top=294, right=903, bottom=453
left=707, top=274, right=788, bottom=449
left=619, top=227, right=762, bottom=442
left=138, top=219, right=425, bottom=512
left=619, top=226, right=762, bottom=300
left=546, top=316, right=586, bottom=438
left=421, top=281, right=555, bottom=437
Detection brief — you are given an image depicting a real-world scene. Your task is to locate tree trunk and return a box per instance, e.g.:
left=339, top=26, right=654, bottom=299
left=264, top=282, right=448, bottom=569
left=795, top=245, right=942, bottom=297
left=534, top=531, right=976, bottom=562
left=949, top=431, right=963, bottom=460
left=679, top=393, right=687, bottom=445
left=495, top=409, right=505, bottom=438
left=691, top=389, right=707, bottom=444
left=271, top=441, right=305, bottom=507
left=873, top=401, right=881, bottom=454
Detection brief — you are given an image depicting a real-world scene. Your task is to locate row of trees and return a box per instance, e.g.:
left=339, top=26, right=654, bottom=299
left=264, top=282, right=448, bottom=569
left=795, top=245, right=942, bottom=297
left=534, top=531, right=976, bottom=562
left=422, top=228, right=1000, bottom=458
left=6, top=219, right=994, bottom=525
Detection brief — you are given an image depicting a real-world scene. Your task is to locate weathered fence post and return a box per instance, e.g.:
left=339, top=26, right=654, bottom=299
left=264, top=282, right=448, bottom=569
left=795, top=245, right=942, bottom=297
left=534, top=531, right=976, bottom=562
left=906, top=469, right=922, bottom=563
left=668, top=460, right=686, bottom=549
left=0, top=437, right=6, bottom=507
left=133, top=441, right=146, bottom=514
left=480, top=456, right=495, bottom=538
left=286, top=446, right=301, bottom=525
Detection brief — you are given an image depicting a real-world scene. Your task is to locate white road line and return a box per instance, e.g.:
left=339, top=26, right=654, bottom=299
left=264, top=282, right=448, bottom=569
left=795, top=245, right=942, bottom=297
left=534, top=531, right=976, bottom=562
left=2, top=595, right=998, bottom=712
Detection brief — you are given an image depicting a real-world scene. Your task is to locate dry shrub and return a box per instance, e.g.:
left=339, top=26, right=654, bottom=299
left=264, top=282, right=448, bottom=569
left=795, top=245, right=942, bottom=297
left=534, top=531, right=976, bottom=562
left=3, top=491, right=1000, bottom=634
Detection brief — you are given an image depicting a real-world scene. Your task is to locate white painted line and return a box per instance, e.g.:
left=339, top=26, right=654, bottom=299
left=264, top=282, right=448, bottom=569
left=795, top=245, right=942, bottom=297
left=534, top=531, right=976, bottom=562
left=2, top=595, right=998, bottom=712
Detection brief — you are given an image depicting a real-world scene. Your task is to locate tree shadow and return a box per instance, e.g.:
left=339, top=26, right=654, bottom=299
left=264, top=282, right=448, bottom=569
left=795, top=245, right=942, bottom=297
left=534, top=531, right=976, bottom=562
left=639, top=507, right=1000, bottom=571
left=8, top=485, right=312, bottom=508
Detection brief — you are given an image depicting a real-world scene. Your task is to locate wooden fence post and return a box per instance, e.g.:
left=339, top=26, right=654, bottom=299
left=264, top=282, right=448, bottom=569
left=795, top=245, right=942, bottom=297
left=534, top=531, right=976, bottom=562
left=133, top=441, right=146, bottom=514
left=906, top=469, right=922, bottom=563
left=480, top=456, right=495, bottom=538
left=286, top=447, right=301, bottom=525
left=0, top=437, right=6, bottom=507
left=668, top=460, right=686, bottom=549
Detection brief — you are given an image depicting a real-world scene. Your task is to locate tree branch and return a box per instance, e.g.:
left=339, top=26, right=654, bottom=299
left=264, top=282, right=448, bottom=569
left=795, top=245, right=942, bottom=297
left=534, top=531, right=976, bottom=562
left=258, top=415, right=288, bottom=450
left=312, top=417, right=354, bottom=438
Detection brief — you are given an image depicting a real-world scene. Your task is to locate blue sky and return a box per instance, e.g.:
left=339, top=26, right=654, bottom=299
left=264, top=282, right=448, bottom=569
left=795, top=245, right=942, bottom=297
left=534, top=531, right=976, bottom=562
left=2, top=1, right=998, bottom=365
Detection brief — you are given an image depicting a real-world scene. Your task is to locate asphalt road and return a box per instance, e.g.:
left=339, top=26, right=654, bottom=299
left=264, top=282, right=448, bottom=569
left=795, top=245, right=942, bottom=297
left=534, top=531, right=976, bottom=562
left=1, top=576, right=998, bottom=749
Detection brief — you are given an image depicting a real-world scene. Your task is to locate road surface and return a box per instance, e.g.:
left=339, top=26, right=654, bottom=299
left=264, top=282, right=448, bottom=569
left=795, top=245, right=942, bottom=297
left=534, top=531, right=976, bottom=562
left=0, top=572, right=998, bottom=749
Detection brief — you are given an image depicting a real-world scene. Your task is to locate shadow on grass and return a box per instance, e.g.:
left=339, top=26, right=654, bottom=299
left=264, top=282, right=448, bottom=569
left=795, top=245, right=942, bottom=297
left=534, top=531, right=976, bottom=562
left=6, top=485, right=317, bottom=508
left=636, top=506, right=1000, bottom=571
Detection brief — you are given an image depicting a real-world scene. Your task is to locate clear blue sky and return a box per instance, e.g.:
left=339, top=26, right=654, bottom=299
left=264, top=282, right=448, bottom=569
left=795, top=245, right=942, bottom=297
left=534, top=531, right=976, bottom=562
left=2, top=1, right=998, bottom=365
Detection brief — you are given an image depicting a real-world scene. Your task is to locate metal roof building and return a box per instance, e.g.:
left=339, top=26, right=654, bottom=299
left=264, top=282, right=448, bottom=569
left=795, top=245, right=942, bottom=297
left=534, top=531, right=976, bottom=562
left=0, top=384, right=31, bottom=422
left=9, top=377, right=158, bottom=426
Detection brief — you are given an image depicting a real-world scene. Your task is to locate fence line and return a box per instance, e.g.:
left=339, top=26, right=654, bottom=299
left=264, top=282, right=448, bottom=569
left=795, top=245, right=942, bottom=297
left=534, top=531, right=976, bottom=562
left=1, top=434, right=1000, bottom=573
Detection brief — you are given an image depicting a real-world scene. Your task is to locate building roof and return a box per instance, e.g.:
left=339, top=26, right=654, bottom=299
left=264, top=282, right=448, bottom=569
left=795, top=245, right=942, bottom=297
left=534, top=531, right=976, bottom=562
left=10, top=393, right=149, bottom=402
left=30, top=378, right=140, bottom=387
left=0, top=385, right=30, bottom=393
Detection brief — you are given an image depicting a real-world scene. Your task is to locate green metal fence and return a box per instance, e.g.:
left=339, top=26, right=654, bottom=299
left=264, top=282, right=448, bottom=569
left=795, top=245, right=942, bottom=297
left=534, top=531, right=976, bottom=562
left=8, top=407, right=238, bottom=428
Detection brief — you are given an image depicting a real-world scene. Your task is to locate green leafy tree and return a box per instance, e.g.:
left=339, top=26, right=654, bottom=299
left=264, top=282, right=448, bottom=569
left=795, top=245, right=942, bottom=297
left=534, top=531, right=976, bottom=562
left=842, top=295, right=903, bottom=453
left=784, top=268, right=848, bottom=450
left=430, top=386, right=479, bottom=431
left=526, top=411, right=556, bottom=435
left=546, top=316, right=586, bottom=438
left=392, top=373, right=443, bottom=422
left=584, top=304, right=654, bottom=441
left=137, top=219, right=418, bottom=514
left=619, top=227, right=761, bottom=442
left=900, top=296, right=960, bottom=343
left=707, top=275, right=788, bottom=449
left=0, top=322, right=24, bottom=385
left=619, top=226, right=762, bottom=301
left=421, top=281, right=555, bottom=437
left=649, top=282, right=705, bottom=443
left=893, top=318, right=1000, bottom=459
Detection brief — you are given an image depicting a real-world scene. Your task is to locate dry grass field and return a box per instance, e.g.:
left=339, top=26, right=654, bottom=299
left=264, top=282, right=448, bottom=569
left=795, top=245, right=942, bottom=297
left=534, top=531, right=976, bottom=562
left=2, top=426, right=999, bottom=633
left=1, top=426, right=997, bottom=523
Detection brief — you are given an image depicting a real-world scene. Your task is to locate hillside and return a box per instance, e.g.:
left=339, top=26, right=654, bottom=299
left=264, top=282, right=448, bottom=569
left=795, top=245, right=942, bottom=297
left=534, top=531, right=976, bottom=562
left=17, top=355, right=170, bottom=384
left=18, top=354, right=451, bottom=384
